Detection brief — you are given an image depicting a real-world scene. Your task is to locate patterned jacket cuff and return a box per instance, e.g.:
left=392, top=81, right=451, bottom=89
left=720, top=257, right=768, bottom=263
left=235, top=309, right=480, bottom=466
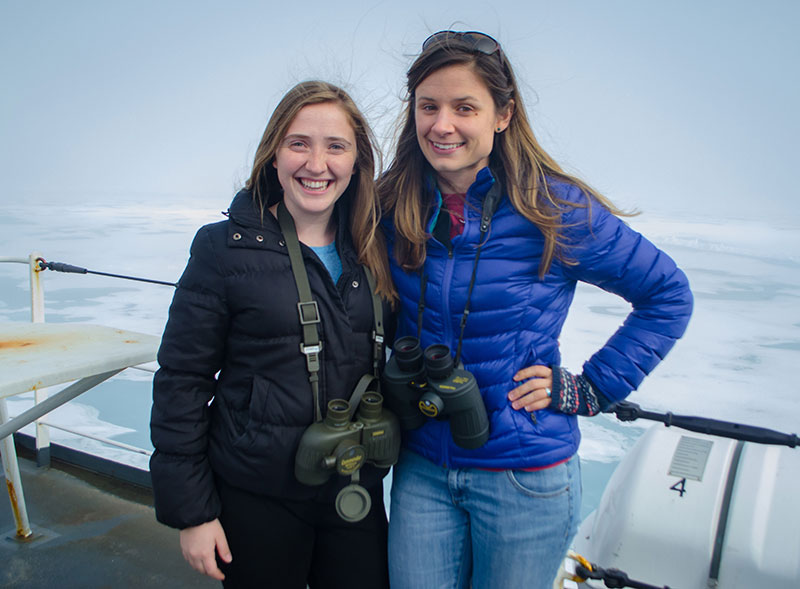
left=550, top=366, right=609, bottom=416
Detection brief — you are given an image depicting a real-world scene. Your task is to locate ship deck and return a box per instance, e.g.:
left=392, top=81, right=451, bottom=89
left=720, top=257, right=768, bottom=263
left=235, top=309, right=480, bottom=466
left=1, top=440, right=218, bottom=588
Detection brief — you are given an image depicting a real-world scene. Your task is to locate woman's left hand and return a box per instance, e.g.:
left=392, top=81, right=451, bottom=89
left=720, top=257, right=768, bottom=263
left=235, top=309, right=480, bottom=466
left=508, top=365, right=553, bottom=412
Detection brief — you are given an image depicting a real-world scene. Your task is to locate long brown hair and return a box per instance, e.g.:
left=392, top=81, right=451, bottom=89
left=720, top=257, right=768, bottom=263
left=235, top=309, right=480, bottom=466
left=246, top=81, right=396, bottom=303
left=378, top=35, right=628, bottom=274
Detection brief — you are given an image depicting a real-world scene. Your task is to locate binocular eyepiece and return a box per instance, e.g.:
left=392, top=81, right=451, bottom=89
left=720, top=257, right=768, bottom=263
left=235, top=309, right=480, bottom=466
left=294, top=390, right=400, bottom=521
left=381, top=337, right=490, bottom=449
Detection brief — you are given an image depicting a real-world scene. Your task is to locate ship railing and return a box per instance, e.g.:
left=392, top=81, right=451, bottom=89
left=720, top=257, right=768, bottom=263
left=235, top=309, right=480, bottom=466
left=0, top=253, right=156, bottom=460
left=1, top=253, right=158, bottom=539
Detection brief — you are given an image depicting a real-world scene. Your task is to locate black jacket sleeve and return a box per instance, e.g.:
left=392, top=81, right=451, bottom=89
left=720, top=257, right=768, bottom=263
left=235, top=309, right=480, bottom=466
left=150, top=226, right=229, bottom=529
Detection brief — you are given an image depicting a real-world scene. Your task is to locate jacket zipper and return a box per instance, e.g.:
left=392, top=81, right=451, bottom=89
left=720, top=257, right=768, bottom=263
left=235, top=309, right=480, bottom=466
left=424, top=236, right=455, bottom=468
left=439, top=196, right=480, bottom=467
left=441, top=244, right=456, bottom=347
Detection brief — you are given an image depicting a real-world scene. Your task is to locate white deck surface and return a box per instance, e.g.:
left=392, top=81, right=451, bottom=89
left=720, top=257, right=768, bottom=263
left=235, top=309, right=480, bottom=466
left=0, top=322, right=160, bottom=399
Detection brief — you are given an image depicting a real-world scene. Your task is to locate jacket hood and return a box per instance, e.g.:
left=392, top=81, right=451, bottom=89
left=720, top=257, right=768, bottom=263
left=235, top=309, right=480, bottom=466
left=227, top=188, right=269, bottom=228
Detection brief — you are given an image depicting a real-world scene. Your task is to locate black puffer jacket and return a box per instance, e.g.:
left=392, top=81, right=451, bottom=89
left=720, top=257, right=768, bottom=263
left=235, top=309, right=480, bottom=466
left=150, top=189, right=391, bottom=529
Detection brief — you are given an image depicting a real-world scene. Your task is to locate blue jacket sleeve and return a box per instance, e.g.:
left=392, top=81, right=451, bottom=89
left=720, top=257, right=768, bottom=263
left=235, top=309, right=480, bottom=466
left=560, top=186, right=693, bottom=403
left=149, top=225, right=229, bottom=529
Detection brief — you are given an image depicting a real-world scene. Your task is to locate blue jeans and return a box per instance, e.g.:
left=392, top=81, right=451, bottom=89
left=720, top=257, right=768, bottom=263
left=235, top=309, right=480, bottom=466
left=388, top=449, right=581, bottom=589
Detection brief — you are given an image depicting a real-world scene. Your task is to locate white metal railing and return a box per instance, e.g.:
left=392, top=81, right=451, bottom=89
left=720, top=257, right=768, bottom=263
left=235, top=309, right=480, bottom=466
left=1, top=253, right=155, bottom=462
left=0, top=253, right=161, bottom=540
left=38, top=420, right=152, bottom=457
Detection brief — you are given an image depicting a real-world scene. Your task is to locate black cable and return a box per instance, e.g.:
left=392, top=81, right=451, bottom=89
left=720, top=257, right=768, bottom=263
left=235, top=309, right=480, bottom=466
left=607, top=400, right=797, bottom=448
left=37, top=258, right=177, bottom=288
left=575, top=563, right=672, bottom=589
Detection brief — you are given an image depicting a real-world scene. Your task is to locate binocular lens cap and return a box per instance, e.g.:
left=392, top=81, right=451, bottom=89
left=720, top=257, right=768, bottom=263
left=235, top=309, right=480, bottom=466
left=335, top=484, right=372, bottom=522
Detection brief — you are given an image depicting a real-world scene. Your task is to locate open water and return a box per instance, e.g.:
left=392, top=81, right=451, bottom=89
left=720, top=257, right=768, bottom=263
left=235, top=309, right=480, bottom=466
left=2, top=198, right=799, bottom=519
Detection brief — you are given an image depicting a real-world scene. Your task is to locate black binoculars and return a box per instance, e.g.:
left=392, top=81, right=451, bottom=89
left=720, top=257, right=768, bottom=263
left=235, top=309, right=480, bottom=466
left=381, top=336, right=490, bottom=449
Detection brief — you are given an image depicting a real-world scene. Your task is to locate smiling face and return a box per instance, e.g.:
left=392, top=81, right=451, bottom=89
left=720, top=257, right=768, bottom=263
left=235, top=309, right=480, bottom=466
left=414, top=64, right=512, bottom=193
left=273, top=102, right=357, bottom=226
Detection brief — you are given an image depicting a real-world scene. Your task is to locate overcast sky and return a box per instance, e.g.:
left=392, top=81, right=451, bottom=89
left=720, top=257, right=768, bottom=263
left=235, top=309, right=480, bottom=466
left=2, top=1, right=798, bottom=223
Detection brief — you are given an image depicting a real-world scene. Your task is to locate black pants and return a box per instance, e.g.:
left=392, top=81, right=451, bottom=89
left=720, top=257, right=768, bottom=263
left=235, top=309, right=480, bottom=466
left=217, top=478, right=389, bottom=589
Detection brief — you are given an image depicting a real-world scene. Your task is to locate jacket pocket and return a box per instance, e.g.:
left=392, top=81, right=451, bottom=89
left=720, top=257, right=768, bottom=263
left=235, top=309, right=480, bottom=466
left=231, top=375, right=273, bottom=451
left=231, top=375, right=308, bottom=453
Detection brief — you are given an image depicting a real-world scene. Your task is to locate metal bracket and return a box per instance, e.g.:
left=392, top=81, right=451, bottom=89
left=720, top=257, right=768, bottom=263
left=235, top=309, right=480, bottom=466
left=300, top=343, right=323, bottom=372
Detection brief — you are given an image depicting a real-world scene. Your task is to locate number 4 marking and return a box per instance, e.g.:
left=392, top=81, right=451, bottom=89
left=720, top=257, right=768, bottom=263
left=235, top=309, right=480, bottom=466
left=670, top=478, right=687, bottom=497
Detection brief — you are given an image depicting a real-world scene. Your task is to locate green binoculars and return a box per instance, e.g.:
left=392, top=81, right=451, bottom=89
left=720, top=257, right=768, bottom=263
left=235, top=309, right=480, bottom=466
left=294, top=388, right=400, bottom=521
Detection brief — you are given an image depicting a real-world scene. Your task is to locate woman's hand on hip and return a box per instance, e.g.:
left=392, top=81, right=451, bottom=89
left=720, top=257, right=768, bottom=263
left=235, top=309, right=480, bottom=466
left=508, top=365, right=553, bottom=412
left=179, top=518, right=232, bottom=581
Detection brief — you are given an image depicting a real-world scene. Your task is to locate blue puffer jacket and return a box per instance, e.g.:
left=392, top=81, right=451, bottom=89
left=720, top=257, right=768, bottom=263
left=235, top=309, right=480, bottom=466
left=386, top=168, right=693, bottom=469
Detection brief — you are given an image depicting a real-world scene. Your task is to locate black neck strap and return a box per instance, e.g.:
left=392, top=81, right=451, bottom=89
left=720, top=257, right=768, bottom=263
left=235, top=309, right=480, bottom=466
left=363, top=265, right=385, bottom=377
left=277, top=201, right=384, bottom=422
left=417, top=178, right=502, bottom=365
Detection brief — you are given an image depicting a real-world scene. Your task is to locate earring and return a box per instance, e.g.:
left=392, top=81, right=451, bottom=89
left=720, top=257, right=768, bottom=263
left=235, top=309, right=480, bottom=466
left=496, top=127, right=502, bottom=132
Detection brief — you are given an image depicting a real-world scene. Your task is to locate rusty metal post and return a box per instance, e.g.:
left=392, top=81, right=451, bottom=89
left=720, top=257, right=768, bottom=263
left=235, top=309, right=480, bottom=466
left=28, top=253, right=45, bottom=324
left=0, top=398, right=33, bottom=539
left=0, top=255, right=36, bottom=537
left=28, top=253, right=52, bottom=467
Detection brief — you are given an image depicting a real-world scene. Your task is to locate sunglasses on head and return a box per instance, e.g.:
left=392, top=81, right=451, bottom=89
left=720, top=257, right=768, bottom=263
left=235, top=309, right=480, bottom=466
left=422, top=30, right=501, bottom=55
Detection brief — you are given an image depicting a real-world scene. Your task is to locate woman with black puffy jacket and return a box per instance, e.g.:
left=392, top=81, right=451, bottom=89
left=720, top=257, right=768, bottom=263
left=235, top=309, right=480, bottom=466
left=150, top=81, right=396, bottom=588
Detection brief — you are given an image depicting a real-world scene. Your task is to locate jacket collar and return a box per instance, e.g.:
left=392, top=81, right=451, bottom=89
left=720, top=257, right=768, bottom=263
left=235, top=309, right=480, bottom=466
left=225, top=188, right=357, bottom=264
left=425, top=167, right=498, bottom=234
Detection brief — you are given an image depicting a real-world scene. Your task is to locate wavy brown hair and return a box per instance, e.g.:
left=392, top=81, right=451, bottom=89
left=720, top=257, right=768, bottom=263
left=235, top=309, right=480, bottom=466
left=378, top=35, right=628, bottom=274
left=246, top=81, right=396, bottom=303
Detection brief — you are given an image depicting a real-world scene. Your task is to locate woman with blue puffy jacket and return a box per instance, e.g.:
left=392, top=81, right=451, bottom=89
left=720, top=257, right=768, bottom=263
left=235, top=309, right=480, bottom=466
left=378, top=31, right=693, bottom=589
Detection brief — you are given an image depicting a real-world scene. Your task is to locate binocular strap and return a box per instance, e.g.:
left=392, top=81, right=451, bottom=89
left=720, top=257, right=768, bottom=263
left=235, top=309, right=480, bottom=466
left=417, top=177, right=502, bottom=365
left=278, top=202, right=325, bottom=422
left=345, top=374, right=381, bottom=421
left=276, top=202, right=385, bottom=423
